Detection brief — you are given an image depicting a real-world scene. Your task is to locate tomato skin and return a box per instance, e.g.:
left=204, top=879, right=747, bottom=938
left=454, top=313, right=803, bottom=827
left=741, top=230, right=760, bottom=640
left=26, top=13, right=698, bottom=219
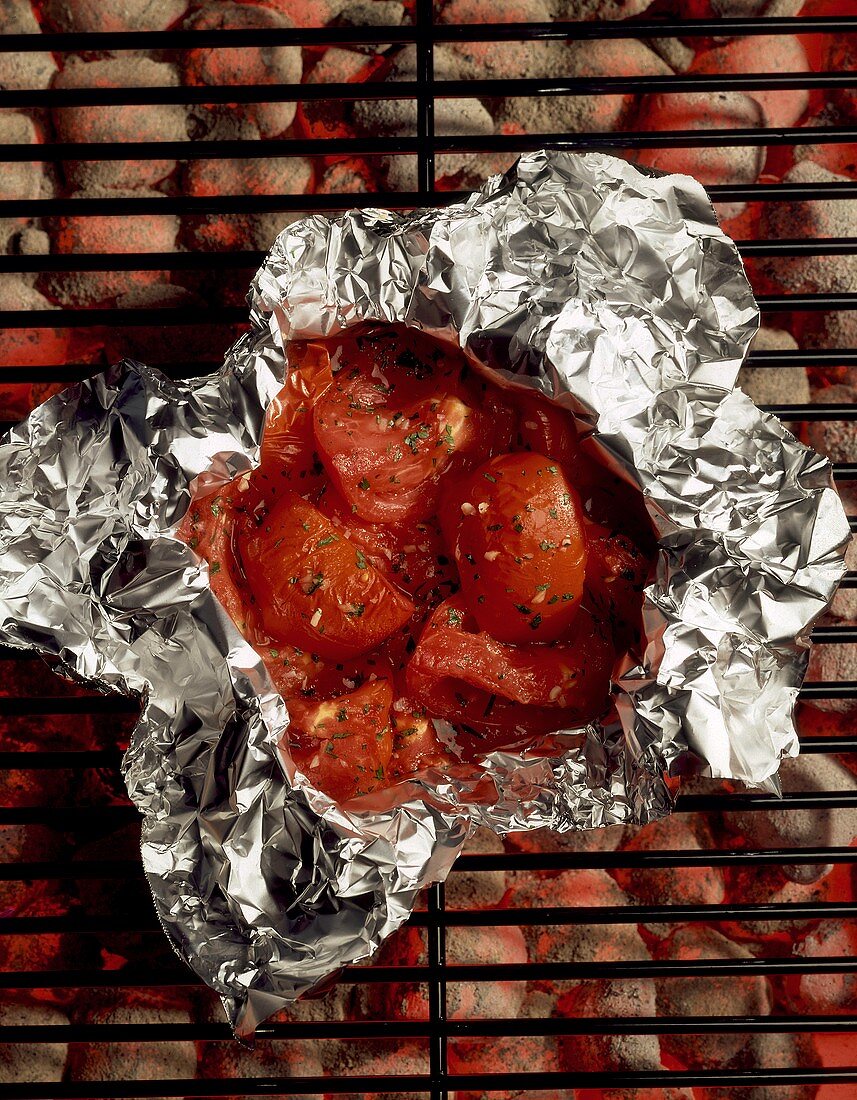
left=313, top=365, right=479, bottom=524
left=245, top=342, right=334, bottom=510
left=388, top=707, right=456, bottom=779
left=238, top=489, right=414, bottom=661
left=441, top=452, right=588, bottom=645
left=408, top=592, right=612, bottom=715
left=516, top=392, right=579, bottom=468
left=585, top=522, right=649, bottom=649
left=176, top=488, right=256, bottom=636
left=288, top=679, right=394, bottom=801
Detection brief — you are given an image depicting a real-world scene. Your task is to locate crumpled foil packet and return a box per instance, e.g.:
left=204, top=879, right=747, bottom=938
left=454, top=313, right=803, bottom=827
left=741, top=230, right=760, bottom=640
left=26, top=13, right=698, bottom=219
left=0, top=151, right=848, bottom=1034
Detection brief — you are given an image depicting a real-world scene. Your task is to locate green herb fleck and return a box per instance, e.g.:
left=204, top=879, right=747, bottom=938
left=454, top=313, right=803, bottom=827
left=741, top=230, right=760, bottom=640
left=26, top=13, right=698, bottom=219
left=483, top=472, right=497, bottom=483
left=358, top=477, right=370, bottom=490
left=540, top=540, right=557, bottom=552
left=316, top=534, right=338, bottom=548
left=347, top=603, right=365, bottom=618
left=336, top=707, right=348, bottom=722
left=515, top=603, right=532, bottom=615
left=209, top=561, right=221, bottom=575
left=355, top=549, right=368, bottom=571
left=447, top=607, right=463, bottom=627
left=530, top=614, right=543, bottom=630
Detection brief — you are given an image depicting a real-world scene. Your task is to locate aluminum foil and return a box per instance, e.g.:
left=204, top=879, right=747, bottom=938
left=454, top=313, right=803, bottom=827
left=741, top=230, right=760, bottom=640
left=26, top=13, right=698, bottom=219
left=0, top=150, right=848, bottom=1035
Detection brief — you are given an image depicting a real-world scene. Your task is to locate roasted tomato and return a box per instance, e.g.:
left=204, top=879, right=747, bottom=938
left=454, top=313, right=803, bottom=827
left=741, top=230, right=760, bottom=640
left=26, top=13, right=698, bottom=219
left=585, top=522, right=649, bottom=647
left=315, top=484, right=458, bottom=609
left=441, top=452, right=588, bottom=644
left=406, top=595, right=614, bottom=751
left=288, top=679, right=394, bottom=801
left=245, top=341, right=334, bottom=510
left=389, top=706, right=456, bottom=779
left=312, top=328, right=516, bottom=524
left=238, top=490, right=414, bottom=661
left=175, top=487, right=255, bottom=636
left=515, top=391, right=580, bottom=468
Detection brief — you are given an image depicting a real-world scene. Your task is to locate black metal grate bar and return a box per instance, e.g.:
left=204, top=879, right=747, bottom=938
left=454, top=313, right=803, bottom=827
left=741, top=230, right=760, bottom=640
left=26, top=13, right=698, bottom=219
left=1, top=70, right=854, bottom=110
left=1, top=126, right=853, bottom=163
left=1, top=1015, right=855, bottom=1044
left=0, top=180, right=851, bottom=221
left=0, top=15, right=854, bottom=53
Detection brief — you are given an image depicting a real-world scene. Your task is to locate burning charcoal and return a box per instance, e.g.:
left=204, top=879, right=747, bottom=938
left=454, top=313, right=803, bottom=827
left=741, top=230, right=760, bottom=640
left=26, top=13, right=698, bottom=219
left=0, top=278, right=55, bottom=312
left=635, top=92, right=764, bottom=220
left=40, top=190, right=179, bottom=307
left=496, top=38, right=671, bottom=137
left=450, top=987, right=565, bottom=1092
left=724, top=754, right=857, bottom=860
left=438, top=0, right=554, bottom=21
left=0, top=113, right=44, bottom=205
left=646, top=37, right=696, bottom=73
left=185, top=155, right=313, bottom=201
left=52, top=57, right=187, bottom=192
left=808, top=637, right=857, bottom=713
left=806, top=385, right=857, bottom=508
left=336, top=2, right=406, bottom=28
left=829, top=536, right=857, bottom=622
left=0, top=824, right=66, bottom=910
left=794, top=105, right=857, bottom=185
left=67, top=1003, right=198, bottom=1095
left=40, top=0, right=188, bottom=32
left=306, top=46, right=373, bottom=85
left=690, top=35, right=810, bottom=127
left=316, top=160, right=374, bottom=194
left=446, top=826, right=507, bottom=910
left=66, top=1001, right=198, bottom=1100
left=354, top=46, right=494, bottom=138
left=695, top=1031, right=821, bottom=1100
left=829, top=34, right=857, bottom=122
left=722, top=865, right=836, bottom=940
left=655, top=926, right=772, bottom=1067
left=506, top=868, right=650, bottom=1004
left=737, top=327, right=809, bottom=407
left=0, top=1000, right=69, bottom=1084
left=183, top=3, right=302, bottom=140
left=559, top=980, right=662, bottom=1074
left=614, top=814, right=725, bottom=912
left=200, top=1035, right=323, bottom=1100
left=0, top=1, right=56, bottom=91
left=318, top=1037, right=427, bottom=1100
left=757, top=161, right=857, bottom=355
left=783, top=919, right=857, bottom=1015
left=505, top=822, right=627, bottom=856
left=596, top=1089, right=695, bottom=1100
left=392, top=924, right=528, bottom=1020
left=683, top=0, right=802, bottom=25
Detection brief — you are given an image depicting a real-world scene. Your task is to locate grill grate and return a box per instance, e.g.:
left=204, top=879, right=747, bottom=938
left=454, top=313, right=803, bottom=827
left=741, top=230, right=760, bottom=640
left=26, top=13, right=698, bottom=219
left=0, top=5, right=856, bottom=1099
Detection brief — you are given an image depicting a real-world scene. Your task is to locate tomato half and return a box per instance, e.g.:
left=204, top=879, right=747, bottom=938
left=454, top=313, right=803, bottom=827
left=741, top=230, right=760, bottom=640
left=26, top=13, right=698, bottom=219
left=440, top=452, right=588, bottom=645
left=288, top=678, right=394, bottom=801
left=238, top=489, right=414, bottom=661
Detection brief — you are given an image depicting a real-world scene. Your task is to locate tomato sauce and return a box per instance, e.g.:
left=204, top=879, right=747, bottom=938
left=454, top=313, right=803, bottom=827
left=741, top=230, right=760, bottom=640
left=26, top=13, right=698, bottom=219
left=176, top=325, right=654, bottom=802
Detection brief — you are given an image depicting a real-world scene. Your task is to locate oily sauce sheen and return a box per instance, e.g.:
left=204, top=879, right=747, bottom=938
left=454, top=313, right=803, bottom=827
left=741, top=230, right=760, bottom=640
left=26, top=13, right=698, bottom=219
left=177, top=326, right=653, bottom=802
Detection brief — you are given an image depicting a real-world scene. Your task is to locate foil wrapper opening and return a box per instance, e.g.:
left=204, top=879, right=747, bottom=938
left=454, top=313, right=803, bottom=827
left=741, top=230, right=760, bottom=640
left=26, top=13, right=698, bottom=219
left=0, top=151, right=848, bottom=1035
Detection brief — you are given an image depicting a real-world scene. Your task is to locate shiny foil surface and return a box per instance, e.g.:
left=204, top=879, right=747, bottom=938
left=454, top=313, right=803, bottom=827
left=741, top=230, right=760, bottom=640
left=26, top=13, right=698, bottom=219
left=0, top=151, right=848, bottom=1034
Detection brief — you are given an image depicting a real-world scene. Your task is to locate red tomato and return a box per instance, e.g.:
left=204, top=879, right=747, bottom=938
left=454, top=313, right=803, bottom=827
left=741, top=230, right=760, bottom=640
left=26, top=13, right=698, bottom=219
left=315, top=484, right=458, bottom=609
left=406, top=595, right=614, bottom=753
left=175, top=487, right=257, bottom=637
left=389, top=707, right=457, bottom=779
left=237, top=490, right=414, bottom=661
left=288, top=679, right=394, bottom=801
left=585, top=522, right=649, bottom=649
left=246, top=341, right=334, bottom=510
left=313, top=364, right=480, bottom=524
left=441, top=452, right=588, bottom=645
left=515, top=391, right=579, bottom=468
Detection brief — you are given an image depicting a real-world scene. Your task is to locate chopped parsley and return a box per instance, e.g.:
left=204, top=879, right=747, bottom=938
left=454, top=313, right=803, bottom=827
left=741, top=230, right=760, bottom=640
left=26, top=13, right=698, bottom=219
left=540, top=539, right=557, bottom=552
left=358, top=477, right=371, bottom=490
left=447, top=607, right=464, bottom=627
left=347, top=603, right=365, bottom=618
left=209, top=561, right=221, bottom=575
left=530, top=614, right=543, bottom=630
left=355, top=548, right=368, bottom=570
left=316, top=534, right=338, bottom=548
